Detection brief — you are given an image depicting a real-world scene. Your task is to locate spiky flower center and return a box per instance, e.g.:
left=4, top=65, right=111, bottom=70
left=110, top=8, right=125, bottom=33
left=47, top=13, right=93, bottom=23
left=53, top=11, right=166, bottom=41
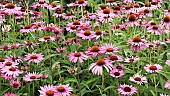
left=145, top=2, right=151, bottom=7
left=153, top=25, right=158, bottom=30
left=91, top=46, right=100, bottom=52
left=57, top=86, right=65, bottom=92
left=107, top=0, right=114, bottom=3
left=114, top=72, right=120, bottom=76
left=51, top=2, right=57, bottom=7
left=107, top=48, right=114, bottom=52
left=9, top=67, right=16, bottom=71
left=13, top=83, right=19, bottom=88
left=1, top=1, right=7, bottom=5
left=30, top=76, right=36, bottom=79
left=134, top=77, right=141, bottom=81
left=129, top=58, right=134, bottom=62
left=74, top=52, right=81, bottom=57
left=24, top=25, right=32, bottom=29
left=128, top=14, right=136, bottom=21
left=0, top=58, right=5, bottom=62
left=78, top=0, right=85, bottom=4
left=163, top=16, right=170, bottom=23
left=144, top=9, right=150, bottom=13
left=95, top=30, right=102, bottom=35
left=66, top=12, right=72, bottom=16
left=5, top=3, right=15, bottom=9
left=103, top=8, right=110, bottom=14
left=149, top=65, right=157, bottom=70
left=46, top=90, right=54, bottom=96
left=132, top=36, right=141, bottom=42
left=44, top=36, right=51, bottom=40
left=73, top=20, right=80, bottom=25
left=96, top=59, right=105, bottom=66
left=5, top=62, right=12, bottom=66
left=84, top=30, right=91, bottom=36
left=100, top=4, right=107, bottom=9
left=31, top=55, right=38, bottom=59
left=124, top=87, right=131, bottom=92
left=110, top=56, right=118, bottom=60
left=134, top=3, right=140, bottom=8
left=114, top=6, right=120, bottom=10
left=150, top=22, right=156, bottom=25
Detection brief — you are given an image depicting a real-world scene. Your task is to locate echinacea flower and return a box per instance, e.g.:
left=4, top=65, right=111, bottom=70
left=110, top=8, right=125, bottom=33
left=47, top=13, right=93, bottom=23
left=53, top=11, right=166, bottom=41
left=68, top=66, right=78, bottom=74
left=3, top=60, right=19, bottom=68
left=147, top=25, right=162, bottom=35
left=1, top=67, right=23, bottom=79
left=124, top=57, right=139, bottom=63
left=106, top=55, right=123, bottom=63
left=160, top=94, right=169, bottom=96
left=5, top=55, right=23, bottom=63
left=69, top=52, right=88, bottom=63
left=129, top=74, right=147, bottom=85
left=89, top=58, right=113, bottom=75
left=165, top=80, right=170, bottom=89
left=10, top=80, right=21, bottom=88
left=39, top=84, right=57, bottom=96
left=85, top=46, right=101, bottom=57
left=23, top=72, right=41, bottom=82
left=144, top=64, right=162, bottom=73
left=24, top=53, right=44, bottom=63
left=2, top=25, right=11, bottom=32
left=109, top=69, right=124, bottom=78
left=166, top=60, right=170, bottom=66
left=126, top=14, right=139, bottom=27
left=39, top=36, right=56, bottom=42
left=100, top=44, right=119, bottom=55
left=128, top=36, right=147, bottom=52
left=118, top=84, right=137, bottom=96
left=4, top=93, right=18, bottom=96
left=77, top=30, right=94, bottom=39
left=55, top=84, right=73, bottom=96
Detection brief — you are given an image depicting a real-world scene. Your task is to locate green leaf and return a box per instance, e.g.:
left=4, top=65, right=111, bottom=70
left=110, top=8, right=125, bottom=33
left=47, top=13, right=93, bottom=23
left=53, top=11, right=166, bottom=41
left=104, top=86, right=116, bottom=92
left=63, top=78, right=78, bottom=83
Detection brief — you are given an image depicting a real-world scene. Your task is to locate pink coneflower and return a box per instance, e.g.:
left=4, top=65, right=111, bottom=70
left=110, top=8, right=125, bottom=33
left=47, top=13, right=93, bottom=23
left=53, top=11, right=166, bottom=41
left=3, top=61, right=18, bottom=68
left=114, top=64, right=126, bottom=71
left=129, top=74, right=147, bottom=85
left=1, top=67, right=23, bottom=79
left=66, top=25, right=77, bottom=32
left=69, top=52, right=88, bottom=63
left=55, top=84, right=73, bottom=96
left=139, top=8, right=153, bottom=18
left=39, top=84, right=57, bottom=96
left=165, top=80, right=170, bottom=89
left=100, top=44, right=119, bottom=55
left=3, top=3, right=21, bottom=15
left=20, top=25, right=35, bottom=34
left=131, top=3, right=142, bottom=14
left=147, top=25, right=162, bottom=35
left=39, top=36, right=56, bottom=42
left=153, top=40, right=165, bottom=46
left=31, top=0, right=48, bottom=9
left=23, top=41, right=37, bottom=49
left=75, top=0, right=88, bottom=7
left=92, top=30, right=106, bottom=40
left=3, top=93, right=18, bottom=96
left=126, top=14, right=139, bottom=27
left=5, top=55, right=22, bottom=63
left=123, top=0, right=134, bottom=3
left=2, top=25, right=11, bottom=32
left=23, top=72, right=41, bottom=82
left=8, top=43, right=21, bottom=49
left=63, top=12, right=75, bottom=19
left=144, top=64, right=162, bottom=73
left=0, top=1, right=8, bottom=7
left=85, top=46, right=101, bottom=57
left=56, top=47, right=66, bottom=53
left=48, top=2, right=62, bottom=10
left=89, top=58, right=113, bottom=75
left=106, top=55, right=123, bottom=63
left=161, top=15, right=170, bottom=29
left=118, top=84, right=137, bottom=96
left=40, top=74, right=49, bottom=79
left=146, top=43, right=157, bottom=49
left=10, top=80, right=21, bottom=88
left=164, top=8, right=170, bottom=15
left=166, top=60, right=170, bottom=66
left=53, top=10, right=64, bottom=18
left=106, top=0, right=117, bottom=6
left=109, top=69, right=124, bottom=78
left=24, top=53, right=44, bottom=63
left=128, top=36, right=147, bottom=52
left=77, top=30, right=94, bottom=39
left=124, top=57, right=139, bottom=63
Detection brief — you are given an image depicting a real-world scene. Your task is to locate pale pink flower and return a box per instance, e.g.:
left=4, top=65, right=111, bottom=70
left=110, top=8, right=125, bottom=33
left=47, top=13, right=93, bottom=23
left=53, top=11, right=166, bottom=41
left=124, top=57, right=139, bottom=63
left=24, top=53, right=44, bottom=63
left=144, top=64, right=162, bottom=73
left=118, top=84, right=137, bottom=96
left=39, top=36, right=56, bottom=42
left=109, top=69, right=124, bottom=78
left=1, top=67, right=23, bottom=79
left=100, top=44, right=119, bottom=55
left=55, top=84, right=73, bottom=96
left=166, top=60, right=170, bottom=66
left=39, top=84, right=57, bottom=96
left=4, top=93, right=18, bottom=96
left=69, top=52, right=88, bottom=63
left=106, top=55, right=123, bottom=63
left=23, top=72, right=41, bottom=82
left=89, top=58, right=113, bottom=75
left=5, top=55, right=22, bottom=63
left=165, top=80, right=170, bottom=89
left=129, top=74, right=147, bottom=85
left=77, top=30, right=94, bottom=39
left=10, top=80, right=21, bottom=88
left=85, top=46, right=101, bottom=57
